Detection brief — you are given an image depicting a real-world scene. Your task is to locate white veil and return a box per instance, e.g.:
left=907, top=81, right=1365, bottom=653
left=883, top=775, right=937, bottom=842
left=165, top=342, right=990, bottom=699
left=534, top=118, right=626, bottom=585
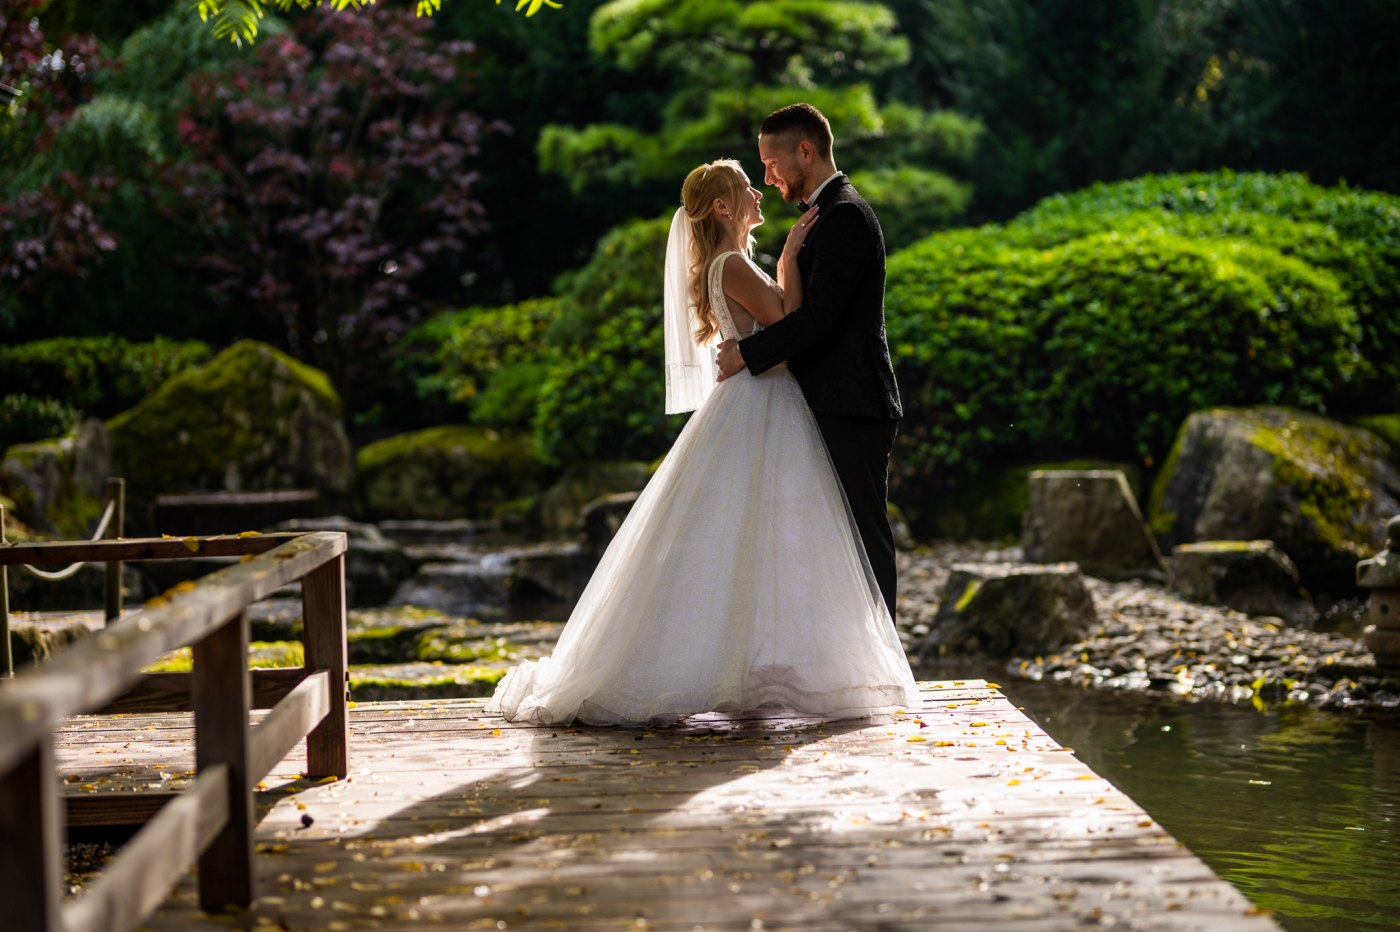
left=663, top=206, right=718, bottom=414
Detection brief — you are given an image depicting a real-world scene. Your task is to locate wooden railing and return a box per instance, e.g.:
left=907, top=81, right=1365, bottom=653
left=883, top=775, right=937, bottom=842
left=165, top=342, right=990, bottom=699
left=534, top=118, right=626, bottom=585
left=0, top=530, right=350, bottom=932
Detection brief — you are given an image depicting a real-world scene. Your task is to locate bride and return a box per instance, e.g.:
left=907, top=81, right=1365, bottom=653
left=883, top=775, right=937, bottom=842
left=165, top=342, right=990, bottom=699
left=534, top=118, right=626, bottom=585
left=486, top=159, right=918, bottom=725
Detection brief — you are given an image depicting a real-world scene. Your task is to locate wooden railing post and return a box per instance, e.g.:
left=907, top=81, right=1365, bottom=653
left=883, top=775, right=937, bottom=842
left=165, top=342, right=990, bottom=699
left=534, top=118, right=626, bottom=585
left=302, top=553, right=349, bottom=778
left=1, top=502, right=11, bottom=678
left=103, top=478, right=125, bottom=625
left=193, top=610, right=254, bottom=910
left=0, top=737, right=64, bottom=932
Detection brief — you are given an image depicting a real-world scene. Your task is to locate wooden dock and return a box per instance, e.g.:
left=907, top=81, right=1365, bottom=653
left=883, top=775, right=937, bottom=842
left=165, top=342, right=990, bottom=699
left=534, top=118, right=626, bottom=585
left=55, top=681, right=1282, bottom=930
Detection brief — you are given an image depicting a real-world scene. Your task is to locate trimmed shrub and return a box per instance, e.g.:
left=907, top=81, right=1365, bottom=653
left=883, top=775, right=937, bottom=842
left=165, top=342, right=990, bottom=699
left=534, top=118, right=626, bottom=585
left=0, top=336, right=211, bottom=419
left=849, top=166, right=972, bottom=252
left=1019, top=170, right=1400, bottom=246
left=886, top=228, right=1360, bottom=483
left=0, top=395, right=81, bottom=452
left=533, top=304, right=687, bottom=467
left=1002, top=195, right=1400, bottom=387
left=396, top=299, right=562, bottom=429
left=549, top=215, right=671, bottom=342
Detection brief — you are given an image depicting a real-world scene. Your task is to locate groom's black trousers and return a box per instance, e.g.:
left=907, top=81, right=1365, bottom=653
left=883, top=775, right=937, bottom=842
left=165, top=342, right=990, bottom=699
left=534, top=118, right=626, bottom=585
left=812, top=412, right=900, bottom=625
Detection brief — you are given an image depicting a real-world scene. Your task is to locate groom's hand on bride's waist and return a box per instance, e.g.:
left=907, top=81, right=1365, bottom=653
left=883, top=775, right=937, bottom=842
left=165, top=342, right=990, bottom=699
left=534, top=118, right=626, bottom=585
left=716, top=339, right=747, bottom=381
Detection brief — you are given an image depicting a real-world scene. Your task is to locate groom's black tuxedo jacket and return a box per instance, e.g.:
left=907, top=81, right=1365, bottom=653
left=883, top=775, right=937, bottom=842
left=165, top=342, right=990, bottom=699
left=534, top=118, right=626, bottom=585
left=737, top=175, right=902, bottom=419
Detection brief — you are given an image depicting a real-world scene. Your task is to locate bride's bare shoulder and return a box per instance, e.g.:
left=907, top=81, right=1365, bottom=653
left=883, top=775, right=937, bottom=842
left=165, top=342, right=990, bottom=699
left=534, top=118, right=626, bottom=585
left=720, top=253, right=769, bottom=287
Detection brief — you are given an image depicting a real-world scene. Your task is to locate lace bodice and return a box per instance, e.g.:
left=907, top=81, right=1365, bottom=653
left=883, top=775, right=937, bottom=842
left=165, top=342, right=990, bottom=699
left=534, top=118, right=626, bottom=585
left=707, top=251, right=763, bottom=341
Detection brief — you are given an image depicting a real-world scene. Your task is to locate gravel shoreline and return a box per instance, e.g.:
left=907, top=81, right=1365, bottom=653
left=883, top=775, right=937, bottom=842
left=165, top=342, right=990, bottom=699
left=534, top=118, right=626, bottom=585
left=895, top=543, right=1400, bottom=712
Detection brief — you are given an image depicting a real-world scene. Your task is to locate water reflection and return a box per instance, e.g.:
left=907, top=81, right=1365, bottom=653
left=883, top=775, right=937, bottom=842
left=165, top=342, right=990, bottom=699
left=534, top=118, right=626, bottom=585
left=1001, top=677, right=1400, bottom=931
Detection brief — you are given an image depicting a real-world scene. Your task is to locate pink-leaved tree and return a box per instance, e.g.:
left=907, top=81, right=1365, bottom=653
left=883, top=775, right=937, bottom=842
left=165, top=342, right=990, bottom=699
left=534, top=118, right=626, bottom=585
left=176, top=4, right=503, bottom=408
left=0, top=0, right=118, bottom=328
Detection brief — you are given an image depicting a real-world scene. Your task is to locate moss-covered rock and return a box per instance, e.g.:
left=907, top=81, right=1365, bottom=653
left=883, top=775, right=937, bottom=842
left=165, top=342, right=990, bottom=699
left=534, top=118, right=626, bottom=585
left=357, top=425, right=543, bottom=520
left=1149, top=406, right=1400, bottom=594
left=534, top=460, right=651, bottom=533
left=107, top=341, right=354, bottom=509
left=0, top=418, right=112, bottom=537
left=7, top=619, right=92, bottom=667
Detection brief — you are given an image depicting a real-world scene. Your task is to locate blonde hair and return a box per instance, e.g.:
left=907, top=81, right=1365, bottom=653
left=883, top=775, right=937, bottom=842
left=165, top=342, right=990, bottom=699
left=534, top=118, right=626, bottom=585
left=681, top=159, right=755, bottom=345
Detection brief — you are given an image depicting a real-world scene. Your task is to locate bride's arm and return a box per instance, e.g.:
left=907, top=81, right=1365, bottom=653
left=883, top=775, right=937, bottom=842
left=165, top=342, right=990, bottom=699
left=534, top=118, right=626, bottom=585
left=721, top=211, right=822, bottom=328
left=721, top=255, right=786, bottom=327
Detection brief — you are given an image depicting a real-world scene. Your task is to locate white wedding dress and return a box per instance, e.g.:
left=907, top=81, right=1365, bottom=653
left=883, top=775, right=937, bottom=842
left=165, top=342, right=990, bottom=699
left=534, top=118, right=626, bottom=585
left=486, top=251, right=918, bottom=725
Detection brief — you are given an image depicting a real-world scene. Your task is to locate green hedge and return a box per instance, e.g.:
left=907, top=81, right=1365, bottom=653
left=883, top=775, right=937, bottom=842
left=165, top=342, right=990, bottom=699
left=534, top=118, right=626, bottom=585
left=533, top=304, right=686, bottom=467
left=886, top=228, right=1360, bottom=479
left=396, top=299, right=561, bottom=429
left=0, top=395, right=81, bottom=452
left=0, top=336, right=211, bottom=420
left=1018, top=170, right=1400, bottom=247
left=999, top=173, right=1400, bottom=386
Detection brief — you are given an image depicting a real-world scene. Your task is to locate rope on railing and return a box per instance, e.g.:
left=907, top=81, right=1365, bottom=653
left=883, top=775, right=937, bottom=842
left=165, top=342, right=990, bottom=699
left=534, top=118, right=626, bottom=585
left=20, top=498, right=117, bottom=580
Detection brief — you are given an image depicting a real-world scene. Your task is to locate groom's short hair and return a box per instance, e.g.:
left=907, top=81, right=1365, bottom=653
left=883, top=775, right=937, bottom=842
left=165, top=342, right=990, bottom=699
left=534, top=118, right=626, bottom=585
left=759, top=103, right=833, bottom=161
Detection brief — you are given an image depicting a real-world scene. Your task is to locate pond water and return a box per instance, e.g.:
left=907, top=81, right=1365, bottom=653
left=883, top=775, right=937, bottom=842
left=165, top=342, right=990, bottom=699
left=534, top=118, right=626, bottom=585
left=999, top=676, right=1400, bottom=931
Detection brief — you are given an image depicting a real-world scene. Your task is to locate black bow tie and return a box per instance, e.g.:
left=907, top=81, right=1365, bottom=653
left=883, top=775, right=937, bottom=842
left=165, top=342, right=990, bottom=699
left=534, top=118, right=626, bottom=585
left=797, top=200, right=810, bottom=213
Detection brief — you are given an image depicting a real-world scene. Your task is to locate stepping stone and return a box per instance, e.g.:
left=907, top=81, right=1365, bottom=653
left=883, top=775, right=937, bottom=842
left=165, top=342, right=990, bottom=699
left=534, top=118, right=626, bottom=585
left=914, top=562, right=1096, bottom=660
left=1023, top=470, right=1166, bottom=581
left=1169, top=540, right=1317, bottom=626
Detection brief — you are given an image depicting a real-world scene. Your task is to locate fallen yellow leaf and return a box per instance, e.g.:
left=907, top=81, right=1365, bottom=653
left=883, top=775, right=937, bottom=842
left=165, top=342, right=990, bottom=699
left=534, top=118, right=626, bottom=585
left=181, top=537, right=200, bottom=553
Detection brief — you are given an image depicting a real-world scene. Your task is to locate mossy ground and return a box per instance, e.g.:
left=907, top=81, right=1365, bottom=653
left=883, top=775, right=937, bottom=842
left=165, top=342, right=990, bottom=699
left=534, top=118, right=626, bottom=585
left=148, top=605, right=562, bottom=698
left=348, top=662, right=508, bottom=701
left=143, top=640, right=305, bottom=672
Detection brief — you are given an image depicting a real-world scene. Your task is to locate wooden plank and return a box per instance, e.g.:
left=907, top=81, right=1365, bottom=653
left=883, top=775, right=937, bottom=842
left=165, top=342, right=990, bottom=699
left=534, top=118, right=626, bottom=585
left=301, top=554, right=349, bottom=779
left=97, top=668, right=309, bottom=715
left=64, top=765, right=228, bottom=932
left=65, top=791, right=177, bottom=827
left=192, top=612, right=254, bottom=910
left=0, top=532, right=346, bottom=775
left=249, top=670, right=330, bottom=783
left=0, top=532, right=306, bottom=566
left=0, top=738, right=63, bottom=932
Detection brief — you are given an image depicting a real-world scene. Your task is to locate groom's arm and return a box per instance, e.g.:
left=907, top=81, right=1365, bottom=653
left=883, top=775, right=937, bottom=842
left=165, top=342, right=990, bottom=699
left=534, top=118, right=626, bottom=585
left=737, top=202, right=876, bottom=376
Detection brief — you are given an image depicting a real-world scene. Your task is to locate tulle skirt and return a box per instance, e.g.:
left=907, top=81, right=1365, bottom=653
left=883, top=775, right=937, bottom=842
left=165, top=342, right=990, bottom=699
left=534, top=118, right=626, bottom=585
left=486, top=364, right=918, bottom=725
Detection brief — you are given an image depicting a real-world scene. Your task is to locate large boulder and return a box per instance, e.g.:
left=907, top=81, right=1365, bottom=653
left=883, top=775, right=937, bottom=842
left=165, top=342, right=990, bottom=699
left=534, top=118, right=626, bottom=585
left=1022, top=470, right=1165, bottom=581
left=357, top=425, right=543, bottom=521
left=535, top=461, right=651, bottom=534
left=1149, top=407, right=1400, bottom=593
left=0, top=418, right=112, bottom=537
left=1168, top=540, right=1317, bottom=626
left=913, top=562, right=1096, bottom=660
left=107, top=341, right=354, bottom=512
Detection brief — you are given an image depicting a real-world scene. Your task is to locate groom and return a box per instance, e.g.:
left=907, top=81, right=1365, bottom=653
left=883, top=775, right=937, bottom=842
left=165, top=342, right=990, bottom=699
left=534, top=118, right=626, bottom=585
left=715, top=103, right=903, bottom=623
